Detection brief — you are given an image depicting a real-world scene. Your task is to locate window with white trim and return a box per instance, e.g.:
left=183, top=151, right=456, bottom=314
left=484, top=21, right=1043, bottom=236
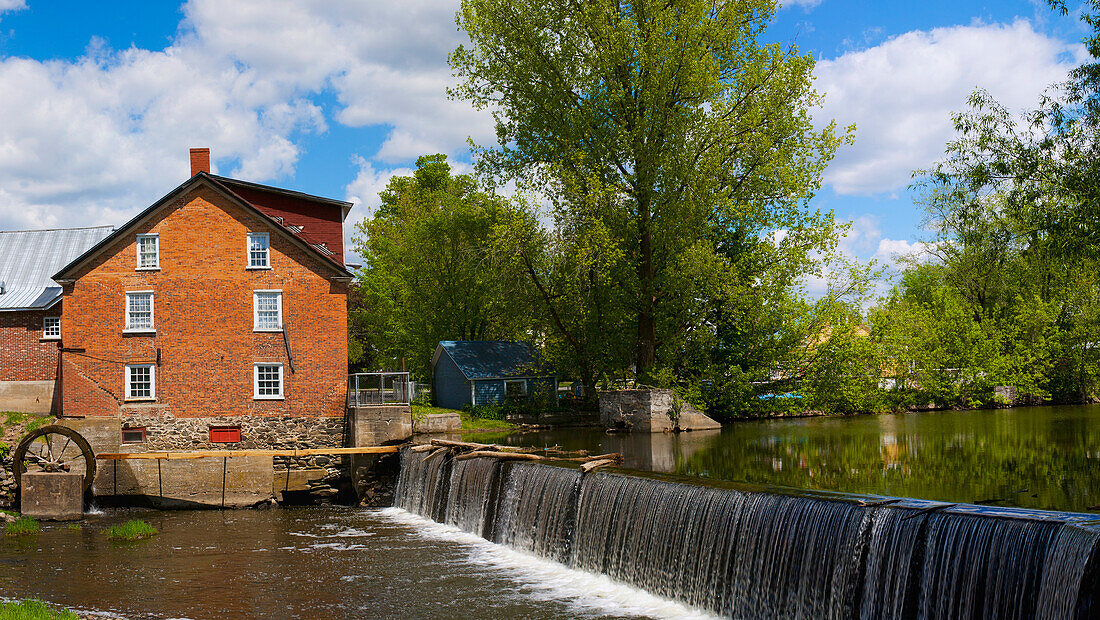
left=247, top=232, right=270, bottom=269
left=254, top=363, right=283, bottom=399
left=504, top=379, right=528, bottom=397
left=136, top=234, right=159, bottom=270
left=253, top=290, right=282, bottom=331
left=42, top=316, right=60, bottom=339
left=125, top=364, right=155, bottom=400
left=125, top=292, right=155, bottom=332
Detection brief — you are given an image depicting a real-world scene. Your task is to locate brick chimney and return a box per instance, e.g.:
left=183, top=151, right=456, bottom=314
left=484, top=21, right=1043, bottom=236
left=189, top=148, right=210, bottom=176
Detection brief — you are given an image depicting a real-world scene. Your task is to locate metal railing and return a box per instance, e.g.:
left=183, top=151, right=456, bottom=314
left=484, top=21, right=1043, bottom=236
left=348, top=372, right=412, bottom=406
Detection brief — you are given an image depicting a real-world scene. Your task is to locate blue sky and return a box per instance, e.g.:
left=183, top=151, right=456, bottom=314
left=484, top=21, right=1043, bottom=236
left=0, top=0, right=1089, bottom=286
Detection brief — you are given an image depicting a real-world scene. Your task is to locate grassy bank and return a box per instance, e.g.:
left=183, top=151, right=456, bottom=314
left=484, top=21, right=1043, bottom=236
left=411, top=405, right=516, bottom=431
left=1, top=412, right=53, bottom=455
left=0, top=599, right=81, bottom=620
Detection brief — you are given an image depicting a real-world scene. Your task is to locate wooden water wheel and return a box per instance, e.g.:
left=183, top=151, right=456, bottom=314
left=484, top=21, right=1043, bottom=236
left=12, top=425, right=96, bottom=494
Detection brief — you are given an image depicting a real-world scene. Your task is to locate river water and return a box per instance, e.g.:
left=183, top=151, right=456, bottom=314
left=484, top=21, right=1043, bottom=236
left=0, top=507, right=711, bottom=619
left=2, top=404, right=1097, bottom=618
left=494, top=404, right=1100, bottom=513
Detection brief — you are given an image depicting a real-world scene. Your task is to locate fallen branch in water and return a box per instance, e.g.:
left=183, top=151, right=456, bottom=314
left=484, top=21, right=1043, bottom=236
left=581, top=458, right=617, bottom=473
left=454, top=451, right=544, bottom=462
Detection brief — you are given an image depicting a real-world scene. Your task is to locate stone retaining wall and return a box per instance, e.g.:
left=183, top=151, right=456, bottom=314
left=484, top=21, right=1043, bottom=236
left=0, top=453, right=14, bottom=508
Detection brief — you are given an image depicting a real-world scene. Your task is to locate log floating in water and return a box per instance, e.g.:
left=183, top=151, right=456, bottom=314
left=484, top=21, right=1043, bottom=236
left=409, top=444, right=436, bottom=453
left=454, top=451, right=544, bottom=462
left=581, top=458, right=617, bottom=473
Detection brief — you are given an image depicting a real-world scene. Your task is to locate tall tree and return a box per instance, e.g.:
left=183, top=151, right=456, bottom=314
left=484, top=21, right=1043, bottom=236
left=451, top=0, right=850, bottom=378
left=350, top=154, right=536, bottom=378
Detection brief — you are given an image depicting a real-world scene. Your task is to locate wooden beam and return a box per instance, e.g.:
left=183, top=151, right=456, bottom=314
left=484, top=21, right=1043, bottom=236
left=96, top=445, right=400, bottom=460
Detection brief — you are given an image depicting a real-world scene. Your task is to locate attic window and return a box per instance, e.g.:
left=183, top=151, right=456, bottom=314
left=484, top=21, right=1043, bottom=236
left=136, top=234, right=159, bottom=270
left=247, top=232, right=270, bottom=269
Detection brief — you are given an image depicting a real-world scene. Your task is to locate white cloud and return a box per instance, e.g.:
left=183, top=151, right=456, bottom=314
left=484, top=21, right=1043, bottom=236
left=781, top=0, right=823, bottom=9
left=0, top=0, right=25, bottom=15
left=0, top=0, right=494, bottom=251
left=815, top=19, right=1084, bottom=195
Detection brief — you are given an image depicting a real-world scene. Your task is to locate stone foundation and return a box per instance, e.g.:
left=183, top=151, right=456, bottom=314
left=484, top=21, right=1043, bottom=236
left=56, top=413, right=350, bottom=507
left=0, top=453, right=14, bottom=508
left=598, top=389, right=722, bottom=432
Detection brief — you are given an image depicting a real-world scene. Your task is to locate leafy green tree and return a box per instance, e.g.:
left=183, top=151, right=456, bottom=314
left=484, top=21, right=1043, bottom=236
left=451, top=0, right=851, bottom=378
left=350, top=154, right=536, bottom=378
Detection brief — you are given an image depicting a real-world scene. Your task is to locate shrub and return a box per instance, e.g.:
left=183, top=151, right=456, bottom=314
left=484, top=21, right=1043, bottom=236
left=0, top=599, right=81, bottom=620
left=0, top=442, right=9, bottom=461
left=4, top=516, right=39, bottom=537
left=106, top=519, right=157, bottom=541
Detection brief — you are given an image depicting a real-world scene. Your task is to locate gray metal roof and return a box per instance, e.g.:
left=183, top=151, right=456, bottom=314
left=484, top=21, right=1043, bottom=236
left=0, top=226, right=114, bottom=311
left=434, top=341, right=553, bottom=380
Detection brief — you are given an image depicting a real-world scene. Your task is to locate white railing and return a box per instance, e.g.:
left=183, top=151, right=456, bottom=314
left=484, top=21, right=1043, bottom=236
left=348, top=372, right=412, bottom=406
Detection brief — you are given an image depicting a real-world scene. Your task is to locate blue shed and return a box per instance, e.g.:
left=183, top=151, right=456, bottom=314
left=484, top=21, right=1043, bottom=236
left=431, top=341, right=557, bottom=410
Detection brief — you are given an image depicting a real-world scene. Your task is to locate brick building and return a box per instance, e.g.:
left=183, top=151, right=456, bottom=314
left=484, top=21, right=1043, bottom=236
left=0, top=226, right=114, bottom=413
left=52, top=149, right=355, bottom=463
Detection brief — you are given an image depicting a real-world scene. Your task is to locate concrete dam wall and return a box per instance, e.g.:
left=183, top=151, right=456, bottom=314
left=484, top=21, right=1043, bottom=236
left=394, top=449, right=1100, bottom=619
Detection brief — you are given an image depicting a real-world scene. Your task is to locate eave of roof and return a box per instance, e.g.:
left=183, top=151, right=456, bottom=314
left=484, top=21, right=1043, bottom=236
left=52, top=173, right=354, bottom=283
left=210, top=174, right=354, bottom=222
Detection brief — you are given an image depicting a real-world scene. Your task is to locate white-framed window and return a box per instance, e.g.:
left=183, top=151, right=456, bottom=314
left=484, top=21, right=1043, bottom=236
left=254, top=363, right=284, bottom=399
left=504, top=379, right=528, bottom=397
left=125, top=364, right=155, bottom=400
left=247, top=232, right=270, bottom=269
left=253, top=290, right=282, bottom=331
left=136, top=234, right=160, bottom=270
left=125, top=291, right=155, bottom=332
left=42, top=316, right=60, bottom=340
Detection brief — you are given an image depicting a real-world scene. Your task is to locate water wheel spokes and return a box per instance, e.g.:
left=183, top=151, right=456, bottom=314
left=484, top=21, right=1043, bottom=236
left=13, top=425, right=96, bottom=494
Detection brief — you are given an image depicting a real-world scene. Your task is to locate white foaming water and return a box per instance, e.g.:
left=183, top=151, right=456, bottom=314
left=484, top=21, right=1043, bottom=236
left=375, top=507, right=719, bottom=620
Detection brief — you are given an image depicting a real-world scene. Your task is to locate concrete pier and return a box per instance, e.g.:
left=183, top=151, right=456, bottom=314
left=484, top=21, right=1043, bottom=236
left=20, top=471, right=83, bottom=520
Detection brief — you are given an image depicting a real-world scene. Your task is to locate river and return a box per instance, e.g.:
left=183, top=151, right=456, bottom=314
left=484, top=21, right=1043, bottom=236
left=494, top=403, right=1100, bottom=513
left=1, top=404, right=1097, bottom=618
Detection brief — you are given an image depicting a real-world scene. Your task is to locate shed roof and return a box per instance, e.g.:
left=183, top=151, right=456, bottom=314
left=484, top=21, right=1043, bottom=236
left=0, top=226, right=114, bottom=311
left=433, top=341, right=552, bottom=380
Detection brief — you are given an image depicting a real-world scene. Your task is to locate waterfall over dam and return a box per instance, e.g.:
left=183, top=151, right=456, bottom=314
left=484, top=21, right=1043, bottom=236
left=394, top=449, right=1100, bottom=619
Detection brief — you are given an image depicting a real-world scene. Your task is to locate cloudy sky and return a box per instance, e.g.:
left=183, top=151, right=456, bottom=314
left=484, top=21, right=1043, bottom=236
left=0, top=0, right=1089, bottom=276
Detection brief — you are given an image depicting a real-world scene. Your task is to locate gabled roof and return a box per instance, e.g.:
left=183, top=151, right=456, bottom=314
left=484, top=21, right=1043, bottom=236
left=432, top=341, right=553, bottom=380
left=53, top=173, right=354, bottom=283
left=0, top=226, right=114, bottom=311
left=210, top=175, right=353, bottom=222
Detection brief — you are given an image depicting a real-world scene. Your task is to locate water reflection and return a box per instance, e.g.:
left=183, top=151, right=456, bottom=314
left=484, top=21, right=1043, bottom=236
left=493, top=405, right=1100, bottom=512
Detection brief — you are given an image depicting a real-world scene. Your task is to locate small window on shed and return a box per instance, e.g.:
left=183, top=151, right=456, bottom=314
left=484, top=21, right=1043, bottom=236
left=504, top=379, right=528, bottom=397
left=121, top=427, right=146, bottom=443
left=209, top=426, right=241, bottom=443
left=42, top=316, right=60, bottom=339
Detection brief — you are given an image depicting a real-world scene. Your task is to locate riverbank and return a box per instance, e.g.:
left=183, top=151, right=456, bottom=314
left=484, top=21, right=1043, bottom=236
left=0, top=599, right=82, bottom=620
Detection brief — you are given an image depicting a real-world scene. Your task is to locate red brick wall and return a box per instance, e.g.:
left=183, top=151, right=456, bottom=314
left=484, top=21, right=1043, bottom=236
left=0, top=307, right=61, bottom=382
left=60, top=185, right=348, bottom=420
left=223, top=184, right=346, bottom=264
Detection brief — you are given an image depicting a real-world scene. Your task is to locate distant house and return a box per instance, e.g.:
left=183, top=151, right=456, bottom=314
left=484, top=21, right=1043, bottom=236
left=431, top=341, right=556, bottom=410
left=0, top=226, right=114, bottom=413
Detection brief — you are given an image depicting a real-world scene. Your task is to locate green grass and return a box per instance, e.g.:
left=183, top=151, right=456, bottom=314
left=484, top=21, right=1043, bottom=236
left=0, top=599, right=81, bottom=620
left=4, top=517, right=38, bottom=537
left=2, top=412, right=51, bottom=434
left=105, top=519, right=157, bottom=541
left=460, top=412, right=515, bottom=431
left=65, top=524, right=81, bottom=532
